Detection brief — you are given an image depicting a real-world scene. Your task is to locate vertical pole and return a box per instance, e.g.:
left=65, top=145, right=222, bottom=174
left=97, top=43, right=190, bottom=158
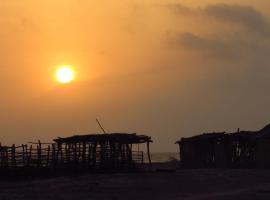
left=127, top=144, right=132, bottom=165
left=82, top=142, right=86, bottom=165
left=38, top=141, right=41, bottom=168
left=178, top=142, right=181, bottom=167
left=147, top=141, right=152, bottom=167
left=55, top=143, right=59, bottom=166
left=5, top=147, right=9, bottom=168
left=59, top=144, right=63, bottom=164
left=121, top=143, right=125, bottom=167
left=0, top=144, right=2, bottom=168
left=28, top=145, right=32, bottom=167
left=25, top=144, right=28, bottom=167
left=11, top=144, right=16, bottom=168
left=73, top=143, right=77, bottom=165
left=64, top=143, right=68, bottom=164
left=130, top=143, right=133, bottom=160
left=22, top=144, right=25, bottom=167
left=47, top=145, right=50, bottom=167
left=93, top=143, right=97, bottom=168
left=87, top=144, right=92, bottom=166
left=141, top=151, right=144, bottom=165
left=100, top=142, right=104, bottom=167
left=78, top=143, right=82, bottom=164
left=52, top=144, right=56, bottom=167
left=67, top=144, right=70, bottom=164
left=113, top=142, right=117, bottom=168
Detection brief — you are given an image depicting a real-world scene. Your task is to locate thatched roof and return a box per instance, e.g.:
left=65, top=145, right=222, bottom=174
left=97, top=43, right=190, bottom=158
left=175, top=132, right=225, bottom=144
left=256, top=124, right=270, bottom=138
left=176, top=123, right=270, bottom=143
left=54, top=133, right=152, bottom=144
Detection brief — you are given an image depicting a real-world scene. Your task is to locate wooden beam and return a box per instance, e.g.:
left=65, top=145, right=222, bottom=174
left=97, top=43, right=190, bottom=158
left=146, top=141, right=152, bottom=167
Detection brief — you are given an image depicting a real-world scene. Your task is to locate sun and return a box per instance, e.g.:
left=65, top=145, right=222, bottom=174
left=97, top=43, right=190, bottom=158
left=55, top=66, right=75, bottom=84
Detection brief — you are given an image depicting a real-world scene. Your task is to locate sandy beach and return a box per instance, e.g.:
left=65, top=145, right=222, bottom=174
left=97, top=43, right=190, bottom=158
left=1, top=167, right=270, bottom=200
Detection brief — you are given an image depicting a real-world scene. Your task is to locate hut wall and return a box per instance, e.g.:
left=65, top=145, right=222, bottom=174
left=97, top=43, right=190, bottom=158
left=180, top=142, right=196, bottom=168
left=214, top=142, right=227, bottom=168
left=178, top=133, right=266, bottom=169
left=255, top=139, right=270, bottom=169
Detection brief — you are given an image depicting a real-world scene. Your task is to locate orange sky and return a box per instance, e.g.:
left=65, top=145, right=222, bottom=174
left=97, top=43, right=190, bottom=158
left=0, top=0, right=270, bottom=151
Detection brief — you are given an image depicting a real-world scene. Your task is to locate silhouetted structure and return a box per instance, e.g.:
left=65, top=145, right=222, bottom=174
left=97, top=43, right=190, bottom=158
left=176, top=124, right=270, bottom=169
left=0, top=133, right=152, bottom=172
left=54, top=133, right=152, bottom=170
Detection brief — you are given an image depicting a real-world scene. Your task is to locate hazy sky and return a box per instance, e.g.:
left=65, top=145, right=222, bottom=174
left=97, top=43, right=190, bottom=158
left=1, top=0, right=270, bottom=151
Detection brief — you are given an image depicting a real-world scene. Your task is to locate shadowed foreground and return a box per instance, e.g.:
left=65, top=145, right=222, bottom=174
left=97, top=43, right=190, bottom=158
left=1, top=169, right=270, bottom=199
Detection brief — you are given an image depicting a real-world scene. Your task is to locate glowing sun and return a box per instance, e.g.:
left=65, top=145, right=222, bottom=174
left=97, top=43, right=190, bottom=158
left=55, top=66, right=75, bottom=84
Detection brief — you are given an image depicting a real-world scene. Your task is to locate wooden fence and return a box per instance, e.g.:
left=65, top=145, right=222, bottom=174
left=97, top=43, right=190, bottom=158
left=0, top=142, right=144, bottom=170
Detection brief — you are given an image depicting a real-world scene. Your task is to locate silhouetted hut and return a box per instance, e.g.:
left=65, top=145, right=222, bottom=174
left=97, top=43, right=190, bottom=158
left=176, top=124, right=270, bottom=169
left=176, top=132, right=226, bottom=168
left=255, top=124, right=270, bottom=168
left=54, top=133, right=153, bottom=170
left=0, top=133, right=152, bottom=173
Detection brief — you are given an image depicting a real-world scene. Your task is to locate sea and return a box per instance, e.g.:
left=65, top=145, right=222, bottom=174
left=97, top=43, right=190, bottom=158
left=146, top=152, right=179, bottom=163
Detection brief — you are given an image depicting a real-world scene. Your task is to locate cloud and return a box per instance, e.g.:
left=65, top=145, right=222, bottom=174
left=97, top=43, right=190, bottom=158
left=172, top=33, right=225, bottom=51
left=165, top=4, right=192, bottom=15
left=165, top=3, right=270, bottom=61
left=167, top=3, right=270, bottom=36
left=168, top=32, right=264, bottom=60
left=204, top=4, right=270, bottom=36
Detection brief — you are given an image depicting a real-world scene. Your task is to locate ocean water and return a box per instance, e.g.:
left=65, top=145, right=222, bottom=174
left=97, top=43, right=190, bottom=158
left=146, top=152, right=179, bottom=163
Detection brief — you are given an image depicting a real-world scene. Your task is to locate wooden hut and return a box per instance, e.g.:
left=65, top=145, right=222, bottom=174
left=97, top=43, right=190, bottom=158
left=255, top=124, right=270, bottom=168
left=176, top=132, right=226, bottom=168
left=176, top=124, right=270, bottom=169
left=53, top=133, right=152, bottom=170
left=0, top=133, right=152, bottom=172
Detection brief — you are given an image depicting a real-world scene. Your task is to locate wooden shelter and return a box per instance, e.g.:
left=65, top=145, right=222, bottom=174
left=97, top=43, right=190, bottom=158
left=176, top=124, right=270, bottom=169
left=54, top=133, right=153, bottom=170
left=0, top=133, right=152, bottom=172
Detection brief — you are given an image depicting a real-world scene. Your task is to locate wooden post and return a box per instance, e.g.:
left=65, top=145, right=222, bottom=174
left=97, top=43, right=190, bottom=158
left=141, top=151, right=144, bottom=165
left=78, top=143, right=82, bottom=164
left=22, top=144, right=26, bottom=167
left=87, top=144, right=91, bottom=165
left=59, top=144, right=63, bottom=164
left=82, top=142, right=86, bottom=164
left=130, top=144, right=133, bottom=163
left=67, top=144, right=71, bottom=164
left=25, top=144, right=28, bottom=167
left=47, top=145, right=51, bottom=167
left=120, top=143, right=124, bottom=166
left=93, top=143, right=97, bottom=168
left=52, top=144, right=56, bottom=167
left=178, top=141, right=181, bottom=167
left=127, top=144, right=132, bottom=166
left=146, top=141, right=152, bottom=167
left=110, top=142, right=116, bottom=168
left=65, top=143, right=68, bottom=164
left=74, top=143, right=77, bottom=164
left=11, top=144, right=16, bottom=168
left=0, top=144, right=2, bottom=168
left=28, top=145, right=32, bottom=167
left=55, top=143, right=59, bottom=165
left=100, top=142, right=104, bottom=167
left=5, top=147, right=9, bottom=167
left=38, top=141, right=42, bottom=167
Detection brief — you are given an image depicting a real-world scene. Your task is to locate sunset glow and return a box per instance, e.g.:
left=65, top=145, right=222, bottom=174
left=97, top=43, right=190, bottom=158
left=55, top=66, right=74, bottom=84
left=0, top=0, right=269, bottom=153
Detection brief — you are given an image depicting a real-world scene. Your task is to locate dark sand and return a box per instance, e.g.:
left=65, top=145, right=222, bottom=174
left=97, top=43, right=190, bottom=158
left=1, top=166, right=270, bottom=199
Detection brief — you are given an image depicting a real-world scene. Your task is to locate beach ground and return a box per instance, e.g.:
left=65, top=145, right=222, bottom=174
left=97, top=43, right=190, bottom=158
left=1, top=166, right=270, bottom=200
